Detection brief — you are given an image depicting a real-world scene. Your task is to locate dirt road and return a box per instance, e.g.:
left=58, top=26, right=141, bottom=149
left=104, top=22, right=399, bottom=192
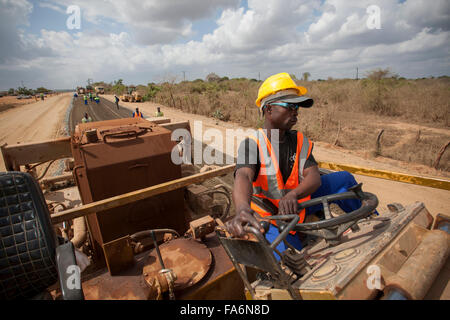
left=0, top=93, right=72, bottom=171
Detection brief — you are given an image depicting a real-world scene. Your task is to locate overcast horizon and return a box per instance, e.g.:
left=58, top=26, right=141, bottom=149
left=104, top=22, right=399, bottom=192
left=0, top=0, right=449, bottom=91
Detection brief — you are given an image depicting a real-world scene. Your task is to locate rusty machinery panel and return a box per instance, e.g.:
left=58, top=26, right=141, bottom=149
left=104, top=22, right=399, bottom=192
left=247, top=202, right=445, bottom=300
left=71, top=118, right=187, bottom=258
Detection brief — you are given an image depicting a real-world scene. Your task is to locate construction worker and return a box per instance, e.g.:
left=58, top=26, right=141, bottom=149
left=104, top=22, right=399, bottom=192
left=83, top=95, right=88, bottom=105
left=40, top=92, right=44, bottom=101
left=94, top=96, right=100, bottom=104
left=81, top=113, right=92, bottom=123
left=133, top=107, right=143, bottom=118
left=89, top=92, right=93, bottom=102
left=114, top=95, right=120, bottom=109
left=155, top=107, right=164, bottom=117
left=74, top=91, right=78, bottom=98
left=226, top=72, right=366, bottom=260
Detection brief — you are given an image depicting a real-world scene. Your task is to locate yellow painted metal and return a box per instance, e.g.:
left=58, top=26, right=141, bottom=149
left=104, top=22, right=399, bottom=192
left=245, top=288, right=336, bottom=300
left=299, top=290, right=336, bottom=300
left=318, top=161, right=450, bottom=191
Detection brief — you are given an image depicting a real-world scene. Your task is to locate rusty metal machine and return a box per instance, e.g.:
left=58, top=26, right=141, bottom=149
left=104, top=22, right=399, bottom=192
left=0, top=116, right=248, bottom=300
left=71, top=118, right=186, bottom=260
left=63, top=118, right=244, bottom=299
left=217, top=186, right=450, bottom=300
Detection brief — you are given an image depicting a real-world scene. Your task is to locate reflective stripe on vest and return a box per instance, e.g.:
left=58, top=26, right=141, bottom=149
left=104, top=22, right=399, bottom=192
left=248, top=128, right=313, bottom=225
left=133, top=112, right=142, bottom=118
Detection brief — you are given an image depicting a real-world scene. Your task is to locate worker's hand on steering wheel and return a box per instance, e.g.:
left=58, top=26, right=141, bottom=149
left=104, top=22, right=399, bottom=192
left=225, top=207, right=263, bottom=239
left=278, top=191, right=299, bottom=215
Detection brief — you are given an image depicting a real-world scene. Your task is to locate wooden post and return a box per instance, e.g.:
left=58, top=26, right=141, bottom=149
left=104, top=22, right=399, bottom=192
left=433, top=140, right=450, bottom=169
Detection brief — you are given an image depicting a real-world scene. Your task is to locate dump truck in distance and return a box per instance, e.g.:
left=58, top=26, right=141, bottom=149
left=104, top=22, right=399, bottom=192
left=95, top=86, right=105, bottom=94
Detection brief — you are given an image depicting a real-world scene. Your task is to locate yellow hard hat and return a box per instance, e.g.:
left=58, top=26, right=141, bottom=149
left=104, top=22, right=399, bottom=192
left=255, top=72, right=309, bottom=108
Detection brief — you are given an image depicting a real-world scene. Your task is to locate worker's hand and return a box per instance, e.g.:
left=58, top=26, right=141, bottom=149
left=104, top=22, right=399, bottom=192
left=225, top=207, right=263, bottom=239
left=278, top=191, right=299, bottom=215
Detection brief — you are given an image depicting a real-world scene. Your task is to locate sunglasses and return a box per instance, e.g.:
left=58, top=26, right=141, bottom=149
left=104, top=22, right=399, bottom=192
left=268, top=102, right=300, bottom=111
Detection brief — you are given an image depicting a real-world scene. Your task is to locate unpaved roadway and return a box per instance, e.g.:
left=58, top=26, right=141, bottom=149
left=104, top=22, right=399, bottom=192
left=0, top=93, right=71, bottom=171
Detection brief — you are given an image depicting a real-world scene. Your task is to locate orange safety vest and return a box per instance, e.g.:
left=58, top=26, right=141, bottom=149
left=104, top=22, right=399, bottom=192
left=133, top=112, right=142, bottom=118
left=248, top=128, right=313, bottom=228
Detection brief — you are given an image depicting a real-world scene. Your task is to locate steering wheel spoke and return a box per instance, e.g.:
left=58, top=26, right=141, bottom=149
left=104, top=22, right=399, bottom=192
left=250, top=183, right=378, bottom=246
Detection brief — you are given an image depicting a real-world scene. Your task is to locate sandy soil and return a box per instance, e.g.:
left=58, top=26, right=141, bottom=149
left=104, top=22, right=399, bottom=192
left=0, top=93, right=71, bottom=172
left=0, top=95, right=39, bottom=112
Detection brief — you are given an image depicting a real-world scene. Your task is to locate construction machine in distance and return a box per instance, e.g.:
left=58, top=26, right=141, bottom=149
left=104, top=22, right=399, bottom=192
left=77, top=87, right=85, bottom=95
left=120, top=92, right=131, bottom=102
left=94, top=86, right=105, bottom=95
left=0, top=113, right=448, bottom=301
left=120, top=86, right=142, bottom=102
left=130, top=90, right=143, bottom=102
left=85, top=85, right=94, bottom=94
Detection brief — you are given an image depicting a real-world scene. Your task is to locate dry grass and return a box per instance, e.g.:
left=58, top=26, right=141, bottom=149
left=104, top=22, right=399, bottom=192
left=151, top=76, right=450, bottom=171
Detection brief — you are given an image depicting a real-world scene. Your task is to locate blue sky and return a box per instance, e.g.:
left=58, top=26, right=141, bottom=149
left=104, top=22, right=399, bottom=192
left=0, top=0, right=449, bottom=90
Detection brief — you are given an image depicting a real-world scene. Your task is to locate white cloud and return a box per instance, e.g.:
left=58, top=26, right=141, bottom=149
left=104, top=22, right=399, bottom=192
left=38, top=1, right=65, bottom=14
left=0, top=0, right=449, bottom=89
left=45, top=0, right=240, bottom=44
left=0, top=0, right=34, bottom=62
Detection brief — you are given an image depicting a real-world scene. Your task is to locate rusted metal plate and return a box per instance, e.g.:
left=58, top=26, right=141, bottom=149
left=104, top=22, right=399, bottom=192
left=188, top=215, right=216, bottom=239
left=1, top=136, right=72, bottom=170
left=81, top=232, right=242, bottom=300
left=143, top=238, right=212, bottom=291
left=178, top=233, right=249, bottom=300
left=71, top=118, right=186, bottom=259
left=383, top=229, right=449, bottom=300
left=102, top=236, right=135, bottom=275
left=82, top=253, right=153, bottom=300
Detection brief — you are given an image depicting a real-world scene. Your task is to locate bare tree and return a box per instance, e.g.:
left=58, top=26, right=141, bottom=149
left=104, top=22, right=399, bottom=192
left=302, top=72, right=311, bottom=81
left=206, top=73, right=221, bottom=82
left=366, top=68, right=397, bottom=81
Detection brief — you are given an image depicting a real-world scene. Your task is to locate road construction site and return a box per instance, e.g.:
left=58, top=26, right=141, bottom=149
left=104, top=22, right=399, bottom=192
left=69, top=96, right=133, bottom=133
left=0, top=92, right=448, bottom=300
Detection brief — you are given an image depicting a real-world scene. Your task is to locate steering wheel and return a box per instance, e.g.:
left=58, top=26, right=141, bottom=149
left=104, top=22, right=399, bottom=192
left=247, top=183, right=379, bottom=248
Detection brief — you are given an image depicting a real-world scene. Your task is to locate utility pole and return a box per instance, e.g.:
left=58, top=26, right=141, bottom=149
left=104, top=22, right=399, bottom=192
left=182, top=71, right=186, bottom=82
left=258, top=72, right=260, bottom=81
left=356, top=67, right=359, bottom=80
